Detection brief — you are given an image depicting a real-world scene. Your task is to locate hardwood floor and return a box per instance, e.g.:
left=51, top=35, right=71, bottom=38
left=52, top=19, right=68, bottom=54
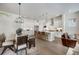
left=0, top=38, right=68, bottom=55
left=36, top=38, right=68, bottom=55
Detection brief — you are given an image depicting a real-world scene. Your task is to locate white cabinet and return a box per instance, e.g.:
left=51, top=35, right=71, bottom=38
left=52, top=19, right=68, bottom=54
left=47, top=32, right=55, bottom=41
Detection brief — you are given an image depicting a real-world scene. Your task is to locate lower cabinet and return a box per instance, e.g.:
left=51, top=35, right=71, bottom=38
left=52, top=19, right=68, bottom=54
left=36, top=31, right=48, bottom=40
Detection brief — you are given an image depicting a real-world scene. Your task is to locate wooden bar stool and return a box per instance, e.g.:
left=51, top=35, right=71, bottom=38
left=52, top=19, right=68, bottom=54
left=28, top=37, right=35, bottom=49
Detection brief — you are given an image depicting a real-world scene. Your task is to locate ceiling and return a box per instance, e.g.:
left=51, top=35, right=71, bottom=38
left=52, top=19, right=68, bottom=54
left=0, top=3, right=79, bottom=19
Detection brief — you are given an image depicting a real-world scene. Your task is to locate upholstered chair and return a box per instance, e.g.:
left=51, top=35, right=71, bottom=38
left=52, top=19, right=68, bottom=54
left=14, top=35, right=28, bottom=55
left=1, top=33, right=15, bottom=55
left=26, top=29, right=35, bottom=49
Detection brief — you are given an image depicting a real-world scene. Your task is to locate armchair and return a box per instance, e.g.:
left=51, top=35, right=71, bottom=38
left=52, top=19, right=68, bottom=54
left=61, top=33, right=77, bottom=48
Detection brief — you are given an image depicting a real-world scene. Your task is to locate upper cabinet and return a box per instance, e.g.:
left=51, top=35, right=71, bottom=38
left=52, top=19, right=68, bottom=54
left=50, top=15, right=63, bottom=31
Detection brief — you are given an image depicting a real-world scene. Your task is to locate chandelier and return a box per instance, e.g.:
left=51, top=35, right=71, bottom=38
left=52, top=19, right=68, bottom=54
left=15, top=3, right=24, bottom=23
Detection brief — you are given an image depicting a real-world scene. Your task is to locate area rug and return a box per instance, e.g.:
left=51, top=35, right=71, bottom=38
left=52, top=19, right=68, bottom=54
left=0, top=47, right=40, bottom=55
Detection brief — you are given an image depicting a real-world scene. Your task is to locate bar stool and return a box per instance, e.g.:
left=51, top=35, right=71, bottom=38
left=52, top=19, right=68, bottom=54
left=28, top=36, right=35, bottom=49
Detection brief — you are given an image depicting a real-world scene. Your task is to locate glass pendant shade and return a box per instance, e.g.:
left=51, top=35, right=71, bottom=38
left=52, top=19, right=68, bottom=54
left=15, top=3, right=24, bottom=24
left=15, top=16, right=24, bottom=23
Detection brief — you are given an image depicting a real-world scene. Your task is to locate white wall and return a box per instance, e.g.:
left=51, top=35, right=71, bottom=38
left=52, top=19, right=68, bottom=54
left=75, top=12, right=79, bottom=34
left=0, top=14, right=17, bottom=35
left=63, top=11, right=79, bottom=34
left=0, top=11, right=37, bottom=38
left=1, top=10, right=79, bottom=36
left=0, top=11, right=52, bottom=38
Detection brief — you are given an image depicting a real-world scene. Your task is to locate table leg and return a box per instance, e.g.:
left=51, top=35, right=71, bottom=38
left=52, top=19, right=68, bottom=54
left=1, top=47, right=7, bottom=55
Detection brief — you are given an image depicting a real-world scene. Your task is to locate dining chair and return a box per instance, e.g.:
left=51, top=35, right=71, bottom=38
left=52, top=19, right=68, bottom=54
left=14, top=35, right=28, bottom=55
left=0, top=33, right=15, bottom=55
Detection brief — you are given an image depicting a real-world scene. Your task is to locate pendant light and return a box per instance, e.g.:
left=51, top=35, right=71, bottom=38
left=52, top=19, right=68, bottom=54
left=15, top=3, right=24, bottom=23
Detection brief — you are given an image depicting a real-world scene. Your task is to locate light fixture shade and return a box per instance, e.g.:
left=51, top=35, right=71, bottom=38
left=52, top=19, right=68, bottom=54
left=15, top=3, right=24, bottom=24
left=15, top=16, right=24, bottom=23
